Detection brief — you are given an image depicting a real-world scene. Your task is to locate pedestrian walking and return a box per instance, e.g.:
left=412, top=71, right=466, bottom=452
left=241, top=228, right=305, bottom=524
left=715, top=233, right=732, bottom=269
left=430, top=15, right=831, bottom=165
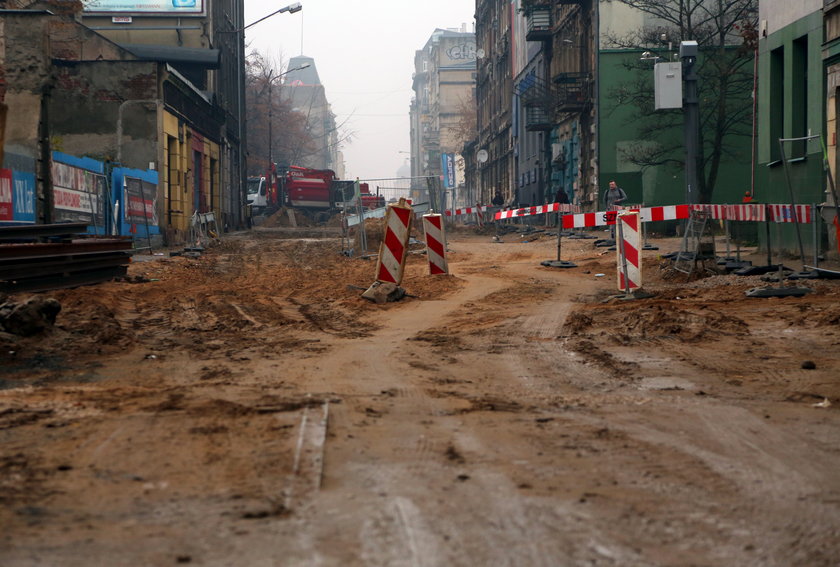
left=603, top=180, right=627, bottom=239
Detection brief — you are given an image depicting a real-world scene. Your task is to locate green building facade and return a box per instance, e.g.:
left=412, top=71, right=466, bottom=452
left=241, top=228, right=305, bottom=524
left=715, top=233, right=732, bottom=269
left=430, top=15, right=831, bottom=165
left=598, top=49, right=754, bottom=209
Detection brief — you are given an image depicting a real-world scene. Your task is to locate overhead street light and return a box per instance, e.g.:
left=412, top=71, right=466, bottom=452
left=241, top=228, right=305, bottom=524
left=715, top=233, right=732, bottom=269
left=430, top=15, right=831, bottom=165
left=242, top=2, right=302, bottom=33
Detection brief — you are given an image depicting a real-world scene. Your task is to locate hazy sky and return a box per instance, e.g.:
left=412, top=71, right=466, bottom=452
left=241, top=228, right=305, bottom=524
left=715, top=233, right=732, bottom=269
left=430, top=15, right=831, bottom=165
left=244, top=0, right=476, bottom=181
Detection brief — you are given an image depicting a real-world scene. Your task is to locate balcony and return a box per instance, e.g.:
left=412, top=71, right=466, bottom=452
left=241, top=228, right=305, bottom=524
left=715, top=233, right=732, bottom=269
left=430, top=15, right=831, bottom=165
left=525, top=6, right=552, bottom=41
left=524, top=106, right=552, bottom=131
left=516, top=75, right=553, bottom=131
left=553, top=72, right=592, bottom=113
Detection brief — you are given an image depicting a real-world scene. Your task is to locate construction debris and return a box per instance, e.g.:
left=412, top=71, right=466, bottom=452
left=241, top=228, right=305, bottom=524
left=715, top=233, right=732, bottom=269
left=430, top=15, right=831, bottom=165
left=0, top=296, right=61, bottom=336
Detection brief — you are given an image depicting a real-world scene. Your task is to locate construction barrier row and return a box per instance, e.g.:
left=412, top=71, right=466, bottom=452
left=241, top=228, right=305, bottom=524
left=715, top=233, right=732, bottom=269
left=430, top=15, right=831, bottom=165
left=562, top=203, right=815, bottom=229
left=366, top=200, right=826, bottom=295
left=689, top=203, right=813, bottom=223
left=562, top=205, right=690, bottom=228
left=444, top=206, right=484, bottom=217
left=495, top=202, right=581, bottom=221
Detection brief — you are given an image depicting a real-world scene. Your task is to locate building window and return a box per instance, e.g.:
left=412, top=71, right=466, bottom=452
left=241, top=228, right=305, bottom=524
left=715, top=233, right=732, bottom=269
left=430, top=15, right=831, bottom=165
left=769, top=46, right=784, bottom=163
left=791, top=36, right=808, bottom=158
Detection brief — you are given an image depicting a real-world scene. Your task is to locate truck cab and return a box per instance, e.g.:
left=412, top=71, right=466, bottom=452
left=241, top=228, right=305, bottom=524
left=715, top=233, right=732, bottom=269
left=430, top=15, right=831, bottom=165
left=246, top=176, right=267, bottom=214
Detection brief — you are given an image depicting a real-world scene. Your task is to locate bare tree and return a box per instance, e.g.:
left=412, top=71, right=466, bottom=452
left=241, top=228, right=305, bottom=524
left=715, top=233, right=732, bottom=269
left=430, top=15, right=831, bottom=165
left=244, top=50, right=315, bottom=175
left=452, top=91, right=477, bottom=152
left=603, top=0, right=757, bottom=203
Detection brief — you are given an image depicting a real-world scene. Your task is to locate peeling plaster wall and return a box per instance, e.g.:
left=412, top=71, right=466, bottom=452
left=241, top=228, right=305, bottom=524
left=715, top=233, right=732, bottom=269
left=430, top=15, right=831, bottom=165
left=50, top=61, right=159, bottom=169
left=0, top=14, right=52, bottom=167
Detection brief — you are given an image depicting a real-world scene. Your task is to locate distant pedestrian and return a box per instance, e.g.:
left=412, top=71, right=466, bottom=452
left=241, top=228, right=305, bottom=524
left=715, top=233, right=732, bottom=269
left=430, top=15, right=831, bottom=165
left=742, top=191, right=754, bottom=203
left=555, top=187, right=569, bottom=204
left=603, top=180, right=627, bottom=210
left=491, top=190, right=504, bottom=207
left=604, top=180, right=627, bottom=239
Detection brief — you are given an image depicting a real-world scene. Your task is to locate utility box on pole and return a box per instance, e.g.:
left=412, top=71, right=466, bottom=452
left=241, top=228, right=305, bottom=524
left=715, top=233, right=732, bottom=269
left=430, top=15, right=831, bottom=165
left=654, top=62, right=682, bottom=110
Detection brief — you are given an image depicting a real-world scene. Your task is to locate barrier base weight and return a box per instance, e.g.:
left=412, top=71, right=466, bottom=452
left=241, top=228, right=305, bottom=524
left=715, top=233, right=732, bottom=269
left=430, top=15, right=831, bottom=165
left=540, top=260, right=577, bottom=269
left=804, top=266, right=840, bottom=279
left=361, top=281, right=406, bottom=304
left=745, top=286, right=812, bottom=298
left=724, top=260, right=752, bottom=271
left=786, top=271, right=820, bottom=280
left=733, top=264, right=790, bottom=276
left=603, top=289, right=655, bottom=302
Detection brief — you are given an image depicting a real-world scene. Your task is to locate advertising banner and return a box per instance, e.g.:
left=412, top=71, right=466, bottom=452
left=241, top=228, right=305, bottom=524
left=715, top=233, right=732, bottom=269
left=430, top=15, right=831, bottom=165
left=124, top=177, right=159, bottom=227
left=52, top=160, right=106, bottom=226
left=441, top=153, right=456, bottom=189
left=0, top=169, right=12, bottom=222
left=12, top=171, right=36, bottom=223
left=82, top=0, right=204, bottom=14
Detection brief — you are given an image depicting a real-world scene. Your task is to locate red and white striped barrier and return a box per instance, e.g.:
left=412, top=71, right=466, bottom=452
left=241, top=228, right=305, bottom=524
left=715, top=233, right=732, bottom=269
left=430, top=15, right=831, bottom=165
left=617, top=211, right=641, bottom=291
left=495, top=202, right=580, bottom=220
left=689, top=203, right=812, bottom=223
left=562, top=205, right=690, bottom=229
left=375, top=199, right=413, bottom=285
left=422, top=214, right=448, bottom=275
left=766, top=204, right=812, bottom=223
left=444, top=205, right=484, bottom=217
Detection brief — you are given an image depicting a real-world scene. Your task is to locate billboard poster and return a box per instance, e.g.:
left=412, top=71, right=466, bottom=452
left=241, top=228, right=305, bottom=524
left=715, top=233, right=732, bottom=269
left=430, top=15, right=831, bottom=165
left=124, top=177, right=159, bottom=227
left=0, top=169, right=12, bottom=222
left=82, top=0, right=204, bottom=15
left=12, top=171, right=36, bottom=223
left=441, top=153, right=456, bottom=189
left=52, top=160, right=106, bottom=226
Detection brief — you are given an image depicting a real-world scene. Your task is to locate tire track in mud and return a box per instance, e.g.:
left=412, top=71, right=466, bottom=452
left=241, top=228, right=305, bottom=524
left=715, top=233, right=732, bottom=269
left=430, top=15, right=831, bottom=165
left=274, top=262, right=572, bottom=563
left=582, top=399, right=840, bottom=565
left=278, top=244, right=652, bottom=564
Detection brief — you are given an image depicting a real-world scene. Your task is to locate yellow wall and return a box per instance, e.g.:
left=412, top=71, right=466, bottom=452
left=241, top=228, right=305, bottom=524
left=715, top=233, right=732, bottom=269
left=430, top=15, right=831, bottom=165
left=162, top=110, right=220, bottom=237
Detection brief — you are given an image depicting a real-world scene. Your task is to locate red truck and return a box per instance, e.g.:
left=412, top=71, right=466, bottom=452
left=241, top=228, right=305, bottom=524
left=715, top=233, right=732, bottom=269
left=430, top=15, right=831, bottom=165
left=247, top=164, right=384, bottom=218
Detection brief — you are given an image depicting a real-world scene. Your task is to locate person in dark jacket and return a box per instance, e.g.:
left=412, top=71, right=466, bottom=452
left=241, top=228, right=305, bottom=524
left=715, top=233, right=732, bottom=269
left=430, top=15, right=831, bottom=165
left=491, top=190, right=504, bottom=207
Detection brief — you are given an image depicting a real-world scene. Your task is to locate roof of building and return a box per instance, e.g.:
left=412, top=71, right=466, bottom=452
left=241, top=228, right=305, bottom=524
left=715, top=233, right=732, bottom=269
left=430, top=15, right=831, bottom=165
left=284, top=55, right=321, bottom=86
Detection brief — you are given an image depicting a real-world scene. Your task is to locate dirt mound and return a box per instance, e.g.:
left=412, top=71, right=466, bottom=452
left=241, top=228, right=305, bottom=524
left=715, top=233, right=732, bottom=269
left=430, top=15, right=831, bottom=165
left=259, top=207, right=315, bottom=228
left=0, top=234, right=465, bottom=368
left=564, top=301, right=749, bottom=343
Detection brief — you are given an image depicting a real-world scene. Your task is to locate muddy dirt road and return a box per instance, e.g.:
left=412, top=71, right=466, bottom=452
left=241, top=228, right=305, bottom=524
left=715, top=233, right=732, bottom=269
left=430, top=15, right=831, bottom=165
left=2, top=226, right=840, bottom=566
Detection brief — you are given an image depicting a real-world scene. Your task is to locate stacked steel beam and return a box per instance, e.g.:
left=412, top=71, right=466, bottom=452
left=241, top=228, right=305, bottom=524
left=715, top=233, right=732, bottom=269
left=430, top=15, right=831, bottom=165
left=0, top=224, right=134, bottom=293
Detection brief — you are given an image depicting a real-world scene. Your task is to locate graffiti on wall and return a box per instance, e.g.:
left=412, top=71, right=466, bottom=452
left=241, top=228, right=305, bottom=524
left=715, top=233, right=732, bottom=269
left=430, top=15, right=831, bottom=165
left=446, top=43, right=477, bottom=62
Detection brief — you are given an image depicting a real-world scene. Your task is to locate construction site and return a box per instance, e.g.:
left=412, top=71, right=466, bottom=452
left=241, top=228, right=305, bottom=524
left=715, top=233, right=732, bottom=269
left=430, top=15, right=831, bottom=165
left=1, top=203, right=839, bottom=566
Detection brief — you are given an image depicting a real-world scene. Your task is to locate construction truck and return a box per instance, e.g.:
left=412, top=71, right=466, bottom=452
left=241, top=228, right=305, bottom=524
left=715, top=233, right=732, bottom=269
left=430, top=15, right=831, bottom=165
left=247, top=164, right=384, bottom=220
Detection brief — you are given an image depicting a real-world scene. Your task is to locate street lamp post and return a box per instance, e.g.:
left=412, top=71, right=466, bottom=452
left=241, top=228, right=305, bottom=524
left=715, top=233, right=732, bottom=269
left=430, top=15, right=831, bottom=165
left=219, top=2, right=303, bottom=227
